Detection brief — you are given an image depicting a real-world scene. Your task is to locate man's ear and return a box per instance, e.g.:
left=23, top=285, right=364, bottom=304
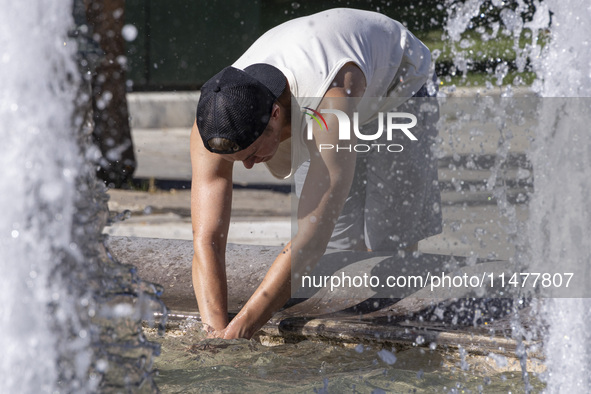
left=270, top=102, right=281, bottom=120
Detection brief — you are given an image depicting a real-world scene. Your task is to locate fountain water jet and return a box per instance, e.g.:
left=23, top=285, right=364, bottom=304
left=528, top=0, right=591, bottom=391
left=445, top=0, right=591, bottom=391
left=0, top=1, right=165, bottom=392
left=0, top=2, right=89, bottom=391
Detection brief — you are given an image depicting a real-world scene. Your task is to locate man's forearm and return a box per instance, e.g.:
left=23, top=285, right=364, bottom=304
left=221, top=243, right=293, bottom=339
left=192, top=248, right=229, bottom=330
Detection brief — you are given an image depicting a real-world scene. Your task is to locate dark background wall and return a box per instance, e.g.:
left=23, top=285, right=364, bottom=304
left=124, top=0, right=445, bottom=91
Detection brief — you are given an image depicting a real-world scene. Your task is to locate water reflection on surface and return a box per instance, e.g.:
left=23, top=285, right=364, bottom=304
left=146, top=321, right=545, bottom=393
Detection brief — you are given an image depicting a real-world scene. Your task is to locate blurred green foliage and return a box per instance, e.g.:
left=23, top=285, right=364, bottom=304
left=124, top=0, right=544, bottom=90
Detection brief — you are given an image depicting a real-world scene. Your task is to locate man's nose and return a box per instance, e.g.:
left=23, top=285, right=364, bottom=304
left=243, top=157, right=256, bottom=169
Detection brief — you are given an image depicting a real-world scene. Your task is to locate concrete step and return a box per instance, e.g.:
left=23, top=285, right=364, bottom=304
left=128, top=91, right=200, bottom=129
left=126, top=86, right=535, bottom=130
left=131, top=128, right=289, bottom=185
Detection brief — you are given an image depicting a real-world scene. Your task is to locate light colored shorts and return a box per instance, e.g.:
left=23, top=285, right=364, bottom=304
left=294, top=85, right=442, bottom=251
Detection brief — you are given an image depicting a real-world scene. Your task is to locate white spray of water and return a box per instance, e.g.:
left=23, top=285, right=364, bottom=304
left=0, top=1, right=91, bottom=392
left=528, top=1, right=591, bottom=391
left=445, top=0, right=591, bottom=391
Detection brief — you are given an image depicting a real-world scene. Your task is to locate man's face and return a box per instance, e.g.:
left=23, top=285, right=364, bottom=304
left=221, top=104, right=285, bottom=169
left=222, top=122, right=282, bottom=169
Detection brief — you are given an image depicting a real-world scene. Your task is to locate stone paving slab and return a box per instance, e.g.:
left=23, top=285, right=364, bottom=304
left=106, top=188, right=525, bottom=260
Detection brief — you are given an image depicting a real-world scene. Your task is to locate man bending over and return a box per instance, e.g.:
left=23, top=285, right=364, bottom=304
left=190, top=8, right=441, bottom=339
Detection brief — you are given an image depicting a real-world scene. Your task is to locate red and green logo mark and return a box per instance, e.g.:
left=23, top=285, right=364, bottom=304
left=303, top=107, right=329, bottom=131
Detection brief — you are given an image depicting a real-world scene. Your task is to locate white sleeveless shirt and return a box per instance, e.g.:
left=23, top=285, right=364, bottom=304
left=232, top=8, right=432, bottom=179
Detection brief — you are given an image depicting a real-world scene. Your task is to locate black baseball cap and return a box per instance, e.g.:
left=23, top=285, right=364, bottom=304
left=196, top=63, right=286, bottom=154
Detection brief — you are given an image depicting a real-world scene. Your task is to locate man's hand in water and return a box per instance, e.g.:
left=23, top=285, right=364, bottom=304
left=202, top=323, right=226, bottom=339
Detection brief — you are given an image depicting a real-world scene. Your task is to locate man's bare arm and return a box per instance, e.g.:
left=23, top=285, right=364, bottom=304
left=219, top=63, right=366, bottom=339
left=190, top=120, right=234, bottom=331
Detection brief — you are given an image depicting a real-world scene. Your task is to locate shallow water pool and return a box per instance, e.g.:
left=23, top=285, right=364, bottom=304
left=145, top=321, right=545, bottom=393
